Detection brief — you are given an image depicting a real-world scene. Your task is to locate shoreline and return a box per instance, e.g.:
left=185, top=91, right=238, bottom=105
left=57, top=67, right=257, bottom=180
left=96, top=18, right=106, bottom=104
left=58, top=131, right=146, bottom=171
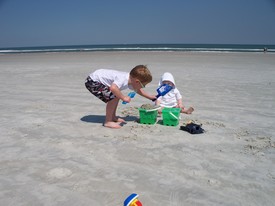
left=1, top=50, right=275, bottom=55
left=1, top=43, right=274, bottom=54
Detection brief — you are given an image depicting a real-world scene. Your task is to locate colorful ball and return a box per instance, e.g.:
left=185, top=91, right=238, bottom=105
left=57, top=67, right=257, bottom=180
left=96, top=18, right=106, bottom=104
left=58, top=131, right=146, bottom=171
left=124, top=193, right=142, bottom=206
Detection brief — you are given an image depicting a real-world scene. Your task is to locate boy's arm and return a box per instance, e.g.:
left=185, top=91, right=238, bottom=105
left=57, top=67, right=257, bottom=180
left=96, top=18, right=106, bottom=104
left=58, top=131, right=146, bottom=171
left=109, top=83, right=131, bottom=103
left=136, top=88, right=156, bottom=101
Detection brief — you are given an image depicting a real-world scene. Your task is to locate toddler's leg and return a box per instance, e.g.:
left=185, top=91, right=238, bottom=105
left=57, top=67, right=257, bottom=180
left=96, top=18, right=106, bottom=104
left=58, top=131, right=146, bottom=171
left=181, top=106, right=194, bottom=114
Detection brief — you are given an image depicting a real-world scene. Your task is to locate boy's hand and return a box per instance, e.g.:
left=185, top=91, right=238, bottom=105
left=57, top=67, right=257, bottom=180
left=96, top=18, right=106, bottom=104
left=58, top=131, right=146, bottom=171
left=122, top=96, right=131, bottom=103
left=151, top=95, right=158, bottom=102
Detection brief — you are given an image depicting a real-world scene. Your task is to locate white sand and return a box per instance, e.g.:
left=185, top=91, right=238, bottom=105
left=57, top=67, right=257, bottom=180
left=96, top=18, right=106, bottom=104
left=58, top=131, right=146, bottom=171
left=0, top=51, right=274, bottom=205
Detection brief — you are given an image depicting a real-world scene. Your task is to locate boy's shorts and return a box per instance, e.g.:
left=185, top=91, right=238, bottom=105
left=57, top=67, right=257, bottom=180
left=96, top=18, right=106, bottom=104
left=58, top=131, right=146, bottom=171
left=85, top=76, right=115, bottom=103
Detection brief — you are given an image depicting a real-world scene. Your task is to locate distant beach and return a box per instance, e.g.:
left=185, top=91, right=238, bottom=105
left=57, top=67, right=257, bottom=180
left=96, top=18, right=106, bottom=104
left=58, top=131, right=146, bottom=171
left=0, top=51, right=274, bottom=205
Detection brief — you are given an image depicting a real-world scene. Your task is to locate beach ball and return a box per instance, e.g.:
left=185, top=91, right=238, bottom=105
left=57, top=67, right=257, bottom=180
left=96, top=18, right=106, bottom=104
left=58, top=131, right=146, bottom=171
left=124, top=193, right=142, bottom=206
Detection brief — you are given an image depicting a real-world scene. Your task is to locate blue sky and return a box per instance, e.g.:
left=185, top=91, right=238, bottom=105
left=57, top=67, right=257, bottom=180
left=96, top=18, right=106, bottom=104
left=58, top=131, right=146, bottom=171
left=0, top=0, right=275, bottom=48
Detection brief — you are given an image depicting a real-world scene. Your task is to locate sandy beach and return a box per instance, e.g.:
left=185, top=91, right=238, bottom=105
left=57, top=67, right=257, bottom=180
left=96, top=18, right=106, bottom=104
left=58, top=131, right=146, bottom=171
left=0, top=51, right=274, bottom=205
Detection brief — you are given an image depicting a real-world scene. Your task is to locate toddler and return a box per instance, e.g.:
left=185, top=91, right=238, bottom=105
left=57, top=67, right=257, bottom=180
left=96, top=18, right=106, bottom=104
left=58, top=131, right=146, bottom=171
left=155, top=72, right=194, bottom=114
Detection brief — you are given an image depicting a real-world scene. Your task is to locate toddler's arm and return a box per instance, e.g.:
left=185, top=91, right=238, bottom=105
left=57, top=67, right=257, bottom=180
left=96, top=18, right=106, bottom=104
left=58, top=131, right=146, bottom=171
left=155, top=98, right=161, bottom=106
left=176, top=98, right=183, bottom=108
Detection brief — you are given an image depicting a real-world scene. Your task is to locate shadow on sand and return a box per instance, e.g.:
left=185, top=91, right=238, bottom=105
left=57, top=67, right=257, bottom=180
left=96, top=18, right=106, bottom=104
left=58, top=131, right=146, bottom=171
left=80, top=115, right=105, bottom=123
left=80, top=115, right=138, bottom=123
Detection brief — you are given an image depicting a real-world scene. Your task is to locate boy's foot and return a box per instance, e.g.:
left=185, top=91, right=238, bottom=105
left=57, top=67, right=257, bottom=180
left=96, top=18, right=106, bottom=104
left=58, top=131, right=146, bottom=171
left=104, top=121, right=122, bottom=129
left=113, top=117, right=126, bottom=123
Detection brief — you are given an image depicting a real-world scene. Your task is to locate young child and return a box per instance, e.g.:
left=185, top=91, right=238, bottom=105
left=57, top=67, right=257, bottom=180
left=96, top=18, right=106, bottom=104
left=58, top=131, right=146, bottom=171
left=155, top=72, right=194, bottom=114
left=85, top=65, right=156, bottom=129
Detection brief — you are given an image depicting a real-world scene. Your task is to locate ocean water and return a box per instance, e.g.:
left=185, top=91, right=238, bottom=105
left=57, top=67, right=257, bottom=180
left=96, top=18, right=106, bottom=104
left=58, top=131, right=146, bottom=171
left=0, top=44, right=274, bottom=54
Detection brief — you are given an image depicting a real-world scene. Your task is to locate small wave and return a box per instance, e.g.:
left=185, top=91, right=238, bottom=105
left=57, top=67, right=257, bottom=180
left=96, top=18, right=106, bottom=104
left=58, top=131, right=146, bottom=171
left=0, top=44, right=274, bottom=54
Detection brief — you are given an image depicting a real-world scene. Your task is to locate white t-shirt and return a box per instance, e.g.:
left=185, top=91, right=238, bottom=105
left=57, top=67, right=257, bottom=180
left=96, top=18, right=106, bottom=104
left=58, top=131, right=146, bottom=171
left=158, top=88, right=182, bottom=107
left=89, top=69, right=129, bottom=90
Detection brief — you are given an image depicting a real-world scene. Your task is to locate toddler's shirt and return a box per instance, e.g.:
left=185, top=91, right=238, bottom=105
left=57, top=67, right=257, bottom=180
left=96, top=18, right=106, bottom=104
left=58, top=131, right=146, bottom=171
left=158, top=88, right=182, bottom=107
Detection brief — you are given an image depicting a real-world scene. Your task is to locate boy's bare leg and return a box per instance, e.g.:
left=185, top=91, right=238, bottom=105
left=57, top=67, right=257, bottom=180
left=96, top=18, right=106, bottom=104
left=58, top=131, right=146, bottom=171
left=105, top=98, right=122, bottom=128
left=181, top=106, right=194, bottom=114
left=111, top=99, right=126, bottom=123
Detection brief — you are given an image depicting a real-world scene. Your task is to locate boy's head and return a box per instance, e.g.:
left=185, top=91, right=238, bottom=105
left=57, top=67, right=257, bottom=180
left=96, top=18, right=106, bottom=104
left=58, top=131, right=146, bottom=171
left=130, top=65, right=152, bottom=87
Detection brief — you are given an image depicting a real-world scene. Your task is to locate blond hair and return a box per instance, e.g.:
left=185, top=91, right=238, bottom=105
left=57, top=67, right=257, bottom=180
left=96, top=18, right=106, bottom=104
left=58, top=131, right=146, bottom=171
left=130, top=65, right=152, bottom=85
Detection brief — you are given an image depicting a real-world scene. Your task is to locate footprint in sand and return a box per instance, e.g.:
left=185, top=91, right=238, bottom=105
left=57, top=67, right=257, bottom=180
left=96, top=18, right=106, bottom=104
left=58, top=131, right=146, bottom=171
left=46, top=167, right=72, bottom=179
left=267, top=172, right=275, bottom=180
left=207, top=178, right=221, bottom=186
left=244, top=136, right=275, bottom=154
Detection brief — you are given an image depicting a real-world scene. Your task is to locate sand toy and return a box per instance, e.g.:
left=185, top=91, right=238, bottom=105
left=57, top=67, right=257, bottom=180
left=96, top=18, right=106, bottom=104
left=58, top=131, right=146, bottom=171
left=124, top=193, right=142, bottom=206
left=122, top=91, right=136, bottom=104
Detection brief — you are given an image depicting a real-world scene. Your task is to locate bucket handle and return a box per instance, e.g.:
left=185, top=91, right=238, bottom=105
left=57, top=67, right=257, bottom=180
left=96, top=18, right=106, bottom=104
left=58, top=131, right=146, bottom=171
left=145, top=106, right=161, bottom=112
left=169, top=112, right=180, bottom=120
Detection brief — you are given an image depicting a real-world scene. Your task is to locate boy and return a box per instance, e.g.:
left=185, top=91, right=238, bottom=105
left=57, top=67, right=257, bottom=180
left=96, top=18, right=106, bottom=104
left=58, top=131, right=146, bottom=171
left=85, top=65, right=156, bottom=129
left=155, top=72, right=194, bottom=114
